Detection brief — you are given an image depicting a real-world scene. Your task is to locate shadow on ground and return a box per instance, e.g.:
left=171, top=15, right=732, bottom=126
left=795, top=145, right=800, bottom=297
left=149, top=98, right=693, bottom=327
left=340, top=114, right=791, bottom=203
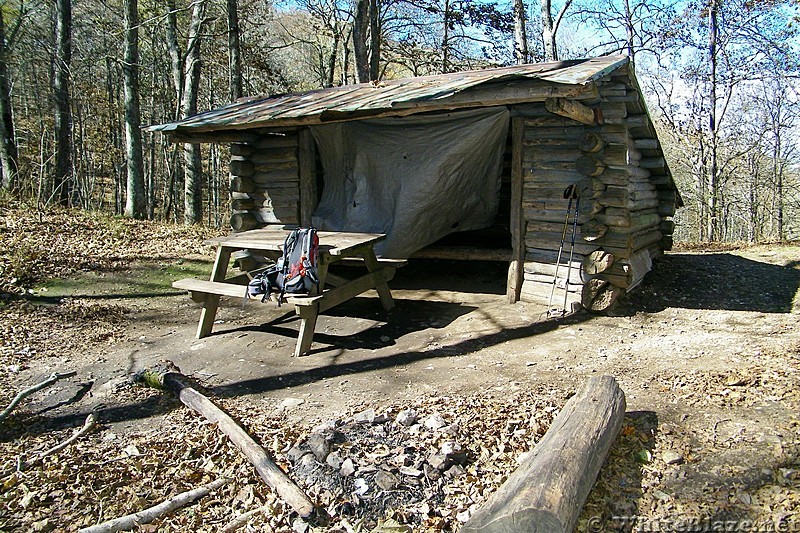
left=622, top=253, right=800, bottom=314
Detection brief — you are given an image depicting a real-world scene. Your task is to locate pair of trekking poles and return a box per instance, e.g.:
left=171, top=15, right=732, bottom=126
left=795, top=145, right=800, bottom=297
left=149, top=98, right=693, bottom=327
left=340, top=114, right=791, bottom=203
left=547, top=183, right=580, bottom=317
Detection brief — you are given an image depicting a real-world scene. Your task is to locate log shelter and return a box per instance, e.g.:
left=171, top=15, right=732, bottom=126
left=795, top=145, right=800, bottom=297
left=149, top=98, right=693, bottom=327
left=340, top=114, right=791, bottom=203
left=151, top=56, right=682, bottom=311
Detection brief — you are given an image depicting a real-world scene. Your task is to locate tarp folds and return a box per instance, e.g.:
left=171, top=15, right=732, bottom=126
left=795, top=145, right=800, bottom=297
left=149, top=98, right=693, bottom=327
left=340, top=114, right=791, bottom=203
left=311, top=107, right=510, bottom=258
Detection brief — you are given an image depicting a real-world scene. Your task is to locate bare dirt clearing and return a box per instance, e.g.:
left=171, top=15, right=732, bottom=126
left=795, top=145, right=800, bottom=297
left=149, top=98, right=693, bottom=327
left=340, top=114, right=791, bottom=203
left=1, top=206, right=799, bottom=531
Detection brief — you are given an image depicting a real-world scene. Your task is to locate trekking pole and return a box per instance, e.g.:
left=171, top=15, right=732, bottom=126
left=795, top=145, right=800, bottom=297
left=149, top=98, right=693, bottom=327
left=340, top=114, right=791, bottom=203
left=548, top=184, right=578, bottom=315
left=563, top=190, right=580, bottom=314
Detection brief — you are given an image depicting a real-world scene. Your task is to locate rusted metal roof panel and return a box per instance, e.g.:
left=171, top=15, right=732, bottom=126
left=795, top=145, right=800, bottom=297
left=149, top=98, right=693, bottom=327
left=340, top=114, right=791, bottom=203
left=151, top=56, right=628, bottom=134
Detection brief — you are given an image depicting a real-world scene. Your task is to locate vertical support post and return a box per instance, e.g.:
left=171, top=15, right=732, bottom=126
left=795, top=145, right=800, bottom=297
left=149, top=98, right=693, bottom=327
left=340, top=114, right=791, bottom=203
left=197, top=246, right=232, bottom=338
left=362, top=249, right=395, bottom=311
left=507, top=116, right=525, bottom=303
left=294, top=304, right=319, bottom=357
left=298, top=128, right=318, bottom=228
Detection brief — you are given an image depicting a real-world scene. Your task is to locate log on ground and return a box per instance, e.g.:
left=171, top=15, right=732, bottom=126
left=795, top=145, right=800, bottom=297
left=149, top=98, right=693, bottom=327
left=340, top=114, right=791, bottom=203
left=136, top=365, right=318, bottom=520
left=461, top=375, right=626, bottom=533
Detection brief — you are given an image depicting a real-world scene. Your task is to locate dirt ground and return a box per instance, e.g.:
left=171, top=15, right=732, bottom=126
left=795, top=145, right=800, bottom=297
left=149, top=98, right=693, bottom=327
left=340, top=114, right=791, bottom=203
left=1, top=208, right=799, bottom=532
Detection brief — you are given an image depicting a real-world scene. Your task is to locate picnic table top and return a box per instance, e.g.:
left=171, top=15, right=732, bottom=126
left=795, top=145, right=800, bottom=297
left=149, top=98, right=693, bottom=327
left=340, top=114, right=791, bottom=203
left=205, top=227, right=386, bottom=256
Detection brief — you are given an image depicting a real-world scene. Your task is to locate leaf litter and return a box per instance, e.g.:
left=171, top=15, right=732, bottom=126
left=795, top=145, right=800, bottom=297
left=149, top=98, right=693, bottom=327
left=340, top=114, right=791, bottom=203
left=1, top=204, right=799, bottom=531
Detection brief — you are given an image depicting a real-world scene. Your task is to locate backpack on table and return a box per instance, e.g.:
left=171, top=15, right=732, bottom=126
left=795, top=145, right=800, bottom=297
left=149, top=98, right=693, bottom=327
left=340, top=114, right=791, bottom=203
left=247, top=228, right=320, bottom=305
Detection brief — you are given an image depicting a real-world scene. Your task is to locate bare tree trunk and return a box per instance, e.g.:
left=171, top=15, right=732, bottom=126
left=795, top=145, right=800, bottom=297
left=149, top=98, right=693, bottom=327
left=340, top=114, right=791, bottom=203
left=513, top=0, right=528, bottom=64
left=541, top=0, right=556, bottom=61
left=540, top=0, right=572, bottom=62
left=54, top=0, right=73, bottom=206
left=326, top=31, right=339, bottom=88
left=707, top=0, right=720, bottom=241
left=353, top=0, right=369, bottom=83
left=227, top=0, right=242, bottom=101
left=123, top=0, right=146, bottom=218
left=166, top=0, right=183, bottom=116
left=441, top=0, right=450, bottom=72
left=623, top=0, right=634, bottom=62
left=368, top=0, right=380, bottom=81
left=182, top=0, right=207, bottom=225
left=0, top=10, right=18, bottom=193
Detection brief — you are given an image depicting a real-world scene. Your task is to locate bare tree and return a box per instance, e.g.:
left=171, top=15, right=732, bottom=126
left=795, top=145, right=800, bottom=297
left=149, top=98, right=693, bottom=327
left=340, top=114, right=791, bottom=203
left=540, top=0, right=572, bottom=61
left=513, top=0, right=528, bottom=64
left=227, top=0, right=243, bottom=100
left=353, top=0, right=370, bottom=82
left=0, top=8, right=19, bottom=193
left=123, top=0, right=146, bottom=218
left=182, top=0, right=209, bottom=225
left=53, top=0, right=73, bottom=206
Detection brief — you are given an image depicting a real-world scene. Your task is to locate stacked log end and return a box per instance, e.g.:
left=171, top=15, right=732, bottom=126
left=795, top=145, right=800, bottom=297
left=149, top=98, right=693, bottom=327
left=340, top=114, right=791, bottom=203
left=229, top=132, right=301, bottom=233
left=518, top=66, right=677, bottom=312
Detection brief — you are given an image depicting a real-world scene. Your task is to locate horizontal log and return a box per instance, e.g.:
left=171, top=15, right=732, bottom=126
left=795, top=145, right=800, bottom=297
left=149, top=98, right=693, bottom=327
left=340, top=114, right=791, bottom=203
left=253, top=134, right=298, bottom=149
left=576, top=155, right=605, bottom=177
left=231, top=212, right=260, bottom=232
left=579, top=132, right=606, bottom=154
left=250, top=168, right=299, bottom=185
left=525, top=272, right=584, bottom=290
left=583, top=279, right=622, bottom=311
left=581, top=219, right=608, bottom=241
left=524, top=248, right=586, bottom=264
left=598, top=83, right=627, bottom=97
left=596, top=101, right=627, bottom=120
left=545, top=97, right=597, bottom=125
left=526, top=233, right=599, bottom=256
left=524, top=208, right=588, bottom=225
left=634, top=138, right=659, bottom=150
left=524, top=259, right=583, bottom=276
left=582, top=250, right=614, bottom=275
left=660, top=220, right=675, bottom=235
left=230, top=176, right=255, bottom=193
left=230, top=159, right=255, bottom=178
left=658, top=202, right=677, bottom=217
left=577, top=177, right=605, bottom=199
left=463, top=376, right=626, bottom=533
left=234, top=147, right=297, bottom=165
left=522, top=144, right=582, bottom=162
left=640, top=157, right=667, bottom=170
left=230, top=143, right=255, bottom=157
left=249, top=206, right=299, bottom=224
left=167, top=131, right=260, bottom=144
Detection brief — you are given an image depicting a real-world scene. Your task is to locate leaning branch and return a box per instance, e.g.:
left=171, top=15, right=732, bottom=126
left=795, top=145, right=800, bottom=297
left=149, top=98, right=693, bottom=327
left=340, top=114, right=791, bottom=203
left=0, top=371, right=77, bottom=424
left=136, top=364, right=318, bottom=520
left=79, top=477, right=230, bottom=533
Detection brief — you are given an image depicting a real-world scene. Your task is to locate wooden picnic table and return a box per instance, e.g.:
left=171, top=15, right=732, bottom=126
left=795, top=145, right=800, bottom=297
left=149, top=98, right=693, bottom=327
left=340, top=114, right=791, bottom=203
left=173, top=226, right=402, bottom=356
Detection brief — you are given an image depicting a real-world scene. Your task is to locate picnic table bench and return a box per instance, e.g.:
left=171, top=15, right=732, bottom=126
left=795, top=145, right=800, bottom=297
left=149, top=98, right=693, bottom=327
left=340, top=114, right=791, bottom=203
left=173, top=227, right=405, bottom=356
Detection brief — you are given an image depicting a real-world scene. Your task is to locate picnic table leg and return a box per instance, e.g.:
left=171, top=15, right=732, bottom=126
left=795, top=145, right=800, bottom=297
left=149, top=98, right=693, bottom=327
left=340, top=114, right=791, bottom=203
left=197, top=247, right=232, bottom=339
left=362, top=250, right=395, bottom=311
left=294, top=304, right=319, bottom=357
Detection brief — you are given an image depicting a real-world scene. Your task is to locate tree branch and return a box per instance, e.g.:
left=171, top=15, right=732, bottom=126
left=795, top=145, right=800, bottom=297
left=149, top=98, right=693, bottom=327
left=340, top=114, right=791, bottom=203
left=0, top=371, right=77, bottom=424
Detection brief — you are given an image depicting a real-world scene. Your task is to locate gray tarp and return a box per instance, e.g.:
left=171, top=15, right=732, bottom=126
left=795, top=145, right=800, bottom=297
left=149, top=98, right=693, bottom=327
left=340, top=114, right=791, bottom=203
left=310, top=107, right=510, bottom=258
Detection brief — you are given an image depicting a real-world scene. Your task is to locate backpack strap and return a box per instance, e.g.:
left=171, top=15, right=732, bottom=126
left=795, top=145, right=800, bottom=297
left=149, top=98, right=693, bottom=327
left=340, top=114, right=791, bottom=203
left=277, top=229, right=299, bottom=307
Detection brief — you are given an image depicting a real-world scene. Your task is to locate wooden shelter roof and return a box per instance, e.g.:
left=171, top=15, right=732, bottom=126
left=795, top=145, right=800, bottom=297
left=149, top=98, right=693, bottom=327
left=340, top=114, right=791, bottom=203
left=150, top=56, right=628, bottom=137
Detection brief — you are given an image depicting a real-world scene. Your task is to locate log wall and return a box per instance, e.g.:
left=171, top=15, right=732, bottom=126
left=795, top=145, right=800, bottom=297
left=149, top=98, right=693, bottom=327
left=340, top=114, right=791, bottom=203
left=228, top=131, right=302, bottom=231
left=516, top=66, right=676, bottom=311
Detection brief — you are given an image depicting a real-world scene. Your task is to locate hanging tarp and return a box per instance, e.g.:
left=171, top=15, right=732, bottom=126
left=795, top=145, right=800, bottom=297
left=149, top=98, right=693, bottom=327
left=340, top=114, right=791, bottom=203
left=311, top=107, right=510, bottom=258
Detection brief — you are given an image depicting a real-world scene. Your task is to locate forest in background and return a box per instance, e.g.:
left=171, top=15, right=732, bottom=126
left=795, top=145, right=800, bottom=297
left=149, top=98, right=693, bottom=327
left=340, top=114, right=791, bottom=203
left=0, top=0, right=797, bottom=242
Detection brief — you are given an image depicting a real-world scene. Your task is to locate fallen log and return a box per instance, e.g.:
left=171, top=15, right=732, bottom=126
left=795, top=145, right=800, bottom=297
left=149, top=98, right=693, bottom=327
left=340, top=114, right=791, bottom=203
left=0, top=371, right=77, bottom=424
left=79, top=477, right=229, bottom=533
left=136, top=365, right=318, bottom=520
left=461, top=375, right=626, bottom=533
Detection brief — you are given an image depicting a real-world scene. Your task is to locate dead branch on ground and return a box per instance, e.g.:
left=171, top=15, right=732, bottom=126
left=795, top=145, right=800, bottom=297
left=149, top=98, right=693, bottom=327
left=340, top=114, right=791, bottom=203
left=22, top=413, right=97, bottom=471
left=78, top=477, right=230, bottom=533
left=136, top=363, right=319, bottom=521
left=0, top=371, right=77, bottom=423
